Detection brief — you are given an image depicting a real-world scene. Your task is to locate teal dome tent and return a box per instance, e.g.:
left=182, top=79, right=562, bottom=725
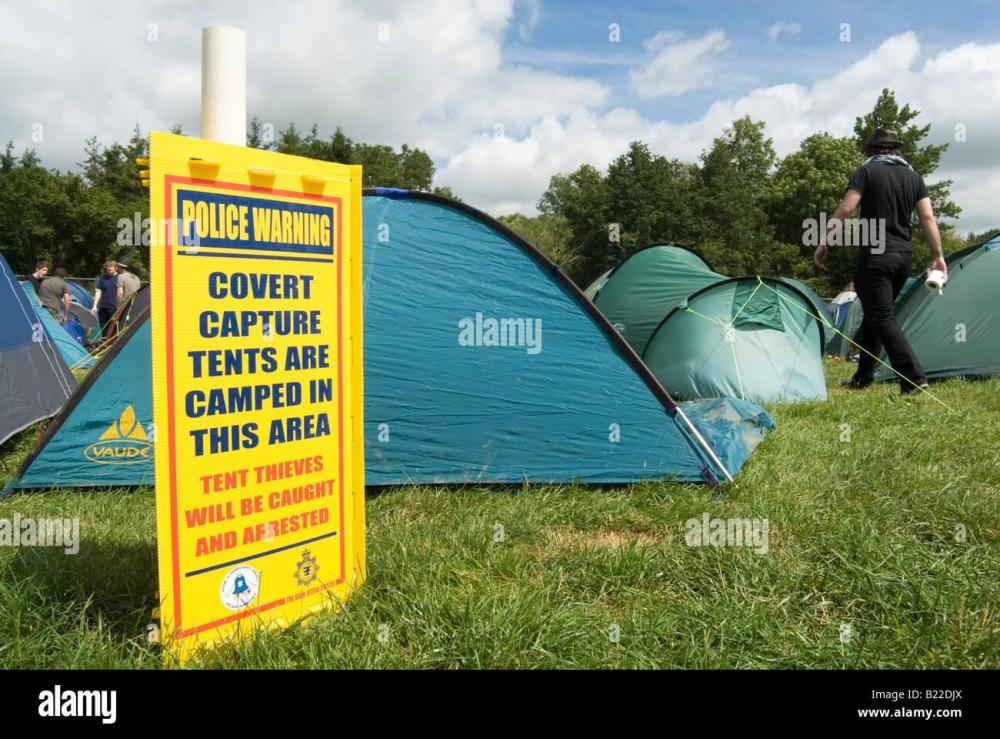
left=5, top=193, right=776, bottom=492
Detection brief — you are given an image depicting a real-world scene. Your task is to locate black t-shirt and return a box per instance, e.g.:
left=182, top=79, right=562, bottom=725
left=846, top=160, right=929, bottom=254
left=28, top=274, right=42, bottom=294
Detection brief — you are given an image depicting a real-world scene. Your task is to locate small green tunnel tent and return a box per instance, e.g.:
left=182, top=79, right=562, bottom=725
left=585, top=247, right=828, bottom=403
left=825, top=298, right=863, bottom=357
left=775, top=277, right=830, bottom=348
left=642, top=277, right=828, bottom=404
left=0, top=252, right=77, bottom=448
left=875, top=236, right=1000, bottom=381
left=582, top=267, right=613, bottom=300
left=4, top=191, right=778, bottom=492
left=588, top=244, right=723, bottom=355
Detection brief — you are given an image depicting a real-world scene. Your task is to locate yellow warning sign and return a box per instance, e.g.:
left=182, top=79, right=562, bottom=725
left=148, top=132, right=365, bottom=661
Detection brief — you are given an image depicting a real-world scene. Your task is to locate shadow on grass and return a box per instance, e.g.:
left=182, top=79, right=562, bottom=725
left=6, top=538, right=158, bottom=638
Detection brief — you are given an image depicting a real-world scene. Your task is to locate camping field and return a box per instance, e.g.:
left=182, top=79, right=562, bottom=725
left=1, top=359, right=997, bottom=669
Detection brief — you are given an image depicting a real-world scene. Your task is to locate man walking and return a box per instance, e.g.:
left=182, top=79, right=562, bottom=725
left=815, top=128, right=946, bottom=394
left=91, top=259, right=122, bottom=339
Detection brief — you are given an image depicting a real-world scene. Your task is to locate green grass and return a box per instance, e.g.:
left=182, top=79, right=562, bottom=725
left=1, top=359, right=998, bottom=668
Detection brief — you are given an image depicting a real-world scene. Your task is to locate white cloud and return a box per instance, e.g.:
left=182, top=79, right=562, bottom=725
left=0, top=5, right=997, bottom=233
left=445, top=32, right=1000, bottom=234
left=767, top=21, right=802, bottom=42
left=629, top=29, right=730, bottom=98
left=517, top=0, right=542, bottom=42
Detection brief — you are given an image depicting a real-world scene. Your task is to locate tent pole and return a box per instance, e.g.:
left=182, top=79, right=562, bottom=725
left=673, top=406, right=736, bottom=485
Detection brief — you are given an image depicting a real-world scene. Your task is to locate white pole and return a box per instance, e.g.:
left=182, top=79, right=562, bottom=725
left=201, top=26, right=246, bottom=145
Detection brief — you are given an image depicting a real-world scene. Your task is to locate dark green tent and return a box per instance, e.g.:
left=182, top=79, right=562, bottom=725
left=876, top=237, right=1000, bottom=380
left=585, top=246, right=829, bottom=404
left=588, top=244, right=722, bottom=354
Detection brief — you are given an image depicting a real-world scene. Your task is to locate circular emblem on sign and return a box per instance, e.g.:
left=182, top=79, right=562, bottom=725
left=613, top=323, right=626, bottom=335
left=220, top=565, right=260, bottom=610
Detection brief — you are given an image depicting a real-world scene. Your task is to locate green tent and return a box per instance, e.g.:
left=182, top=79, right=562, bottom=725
left=876, top=238, right=1000, bottom=381
left=776, top=277, right=830, bottom=347
left=588, top=244, right=722, bottom=354
left=642, top=277, right=827, bottom=403
left=582, top=267, right=613, bottom=300
left=586, top=246, right=828, bottom=404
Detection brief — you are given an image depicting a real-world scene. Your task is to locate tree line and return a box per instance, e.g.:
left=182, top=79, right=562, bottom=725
left=1, top=89, right=994, bottom=296
left=0, top=120, right=450, bottom=279
left=501, top=89, right=988, bottom=296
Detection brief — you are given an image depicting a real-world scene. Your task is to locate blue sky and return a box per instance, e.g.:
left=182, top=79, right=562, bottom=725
left=503, top=0, right=1000, bottom=123
left=1, top=1, right=998, bottom=230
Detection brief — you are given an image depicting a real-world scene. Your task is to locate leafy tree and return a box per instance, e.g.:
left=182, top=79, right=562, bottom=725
left=698, top=116, right=797, bottom=275
left=965, top=226, right=1000, bottom=245
left=537, top=164, right=609, bottom=283
left=854, top=88, right=959, bottom=221
left=604, top=142, right=704, bottom=250
left=497, top=212, right=576, bottom=272
left=770, top=133, right=862, bottom=289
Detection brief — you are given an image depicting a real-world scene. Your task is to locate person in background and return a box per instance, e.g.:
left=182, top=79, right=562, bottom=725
left=117, top=262, right=141, bottom=303
left=28, top=260, right=49, bottom=294
left=91, top=259, right=122, bottom=339
left=815, top=128, right=945, bottom=395
left=39, top=267, right=72, bottom=324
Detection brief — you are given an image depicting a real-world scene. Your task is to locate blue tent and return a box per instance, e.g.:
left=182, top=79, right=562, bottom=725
left=5, top=191, right=776, bottom=492
left=19, top=281, right=95, bottom=370
left=361, top=190, right=773, bottom=484
left=65, top=279, right=91, bottom=307
left=0, top=253, right=77, bottom=448
left=6, top=312, right=153, bottom=489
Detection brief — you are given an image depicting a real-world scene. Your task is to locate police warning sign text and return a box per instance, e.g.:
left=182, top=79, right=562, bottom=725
left=149, top=132, right=365, bottom=661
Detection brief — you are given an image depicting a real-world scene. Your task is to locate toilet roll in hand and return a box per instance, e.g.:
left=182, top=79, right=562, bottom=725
left=925, top=268, right=947, bottom=294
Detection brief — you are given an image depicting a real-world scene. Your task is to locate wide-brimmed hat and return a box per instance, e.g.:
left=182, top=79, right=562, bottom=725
left=865, top=127, right=903, bottom=151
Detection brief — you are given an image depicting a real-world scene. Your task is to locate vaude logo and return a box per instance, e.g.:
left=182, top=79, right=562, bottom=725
left=84, top=405, right=153, bottom=465
left=685, top=512, right=769, bottom=555
left=38, top=685, right=117, bottom=725
left=458, top=312, right=542, bottom=355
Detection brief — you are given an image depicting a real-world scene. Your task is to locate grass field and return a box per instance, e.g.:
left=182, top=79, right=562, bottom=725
left=1, top=359, right=998, bottom=669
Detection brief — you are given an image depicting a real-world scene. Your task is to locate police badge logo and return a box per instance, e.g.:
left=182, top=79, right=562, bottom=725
left=295, top=549, right=320, bottom=587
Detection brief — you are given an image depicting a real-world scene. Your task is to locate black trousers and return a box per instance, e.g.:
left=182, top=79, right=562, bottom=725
left=853, top=251, right=926, bottom=388
left=98, top=305, right=117, bottom=339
